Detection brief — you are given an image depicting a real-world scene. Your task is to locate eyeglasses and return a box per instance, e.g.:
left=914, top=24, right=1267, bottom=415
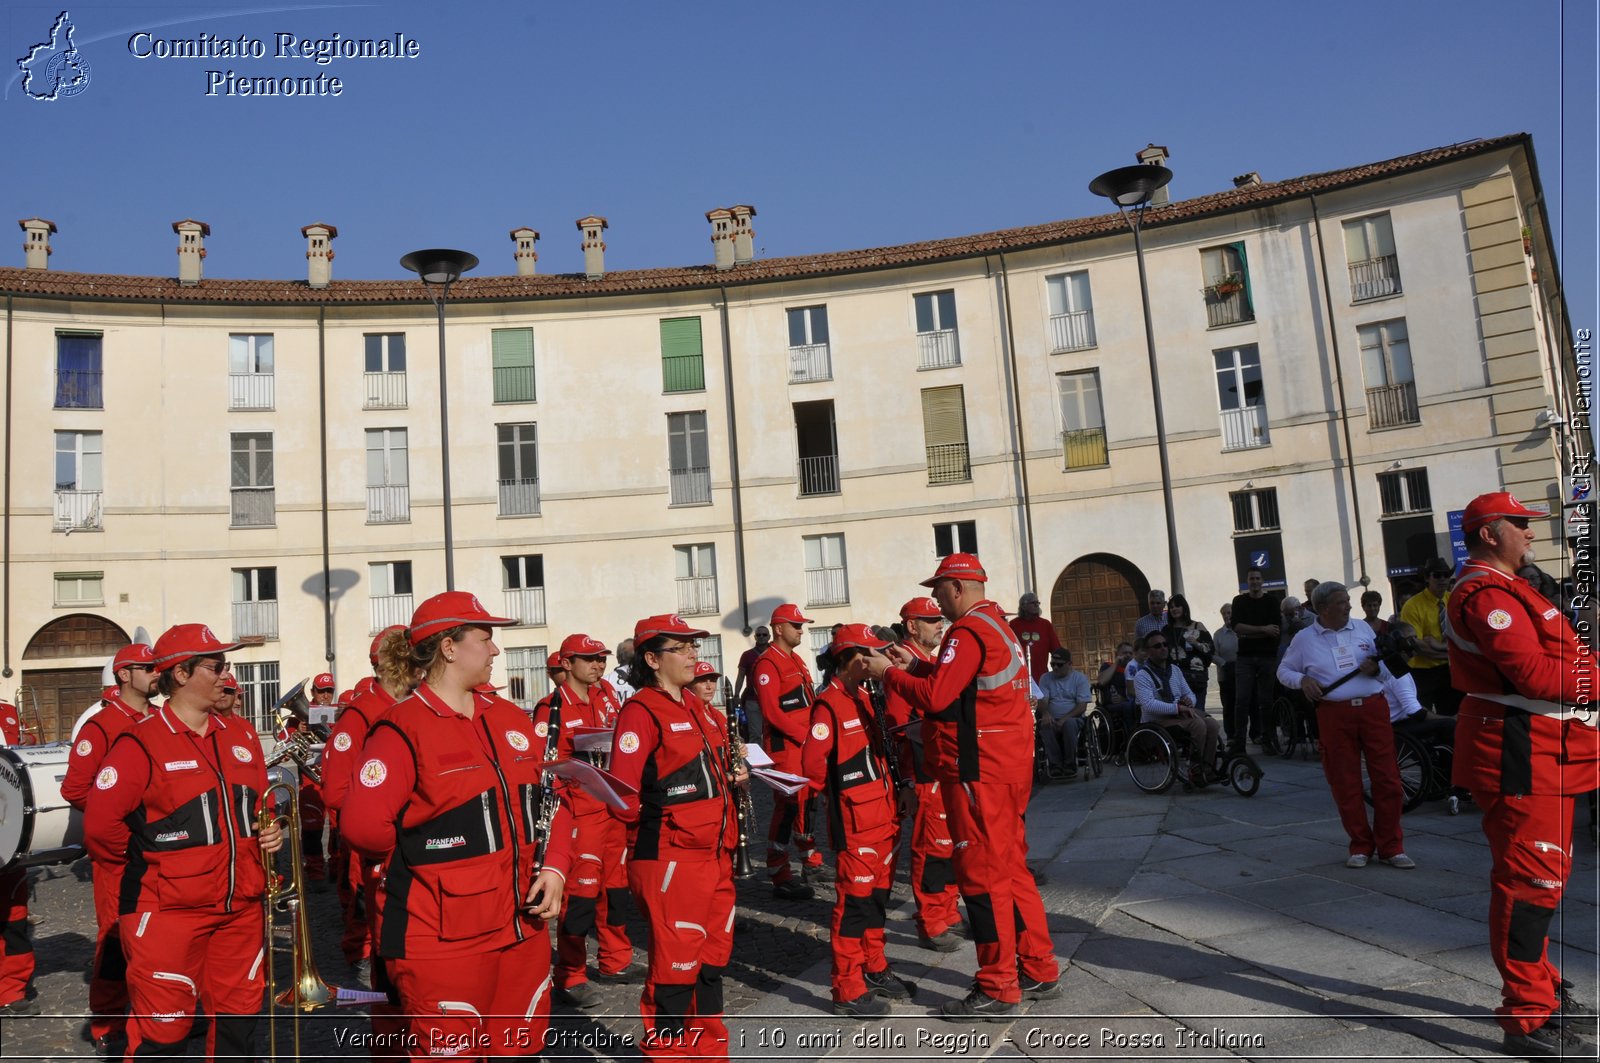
left=659, top=643, right=700, bottom=657
left=194, top=660, right=228, bottom=673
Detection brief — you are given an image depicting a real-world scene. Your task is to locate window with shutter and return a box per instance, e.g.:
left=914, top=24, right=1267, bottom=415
left=492, top=328, right=536, bottom=403
left=920, top=386, right=971, bottom=484
left=661, top=317, right=705, bottom=393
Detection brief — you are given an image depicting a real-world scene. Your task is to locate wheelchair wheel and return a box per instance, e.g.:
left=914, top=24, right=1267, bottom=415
left=1084, top=722, right=1104, bottom=779
left=1090, top=708, right=1117, bottom=764
left=1274, top=695, right=1305, bottom=759
left=1125, top=726, right=1177, bottom=794
left=1229, top=754, right=1263, bottom=797
left=1362, top=730, right=1429, bottom=813
left=1423, top=743, right=1453, bottom=802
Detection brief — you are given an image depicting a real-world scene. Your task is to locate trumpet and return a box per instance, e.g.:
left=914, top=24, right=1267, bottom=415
left=723, top=679, right=757, bottom=879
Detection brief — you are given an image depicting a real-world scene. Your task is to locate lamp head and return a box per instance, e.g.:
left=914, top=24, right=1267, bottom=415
left=400, top=248, right=479, bottom=286
left=1089, top=164, right=1174, bottom=208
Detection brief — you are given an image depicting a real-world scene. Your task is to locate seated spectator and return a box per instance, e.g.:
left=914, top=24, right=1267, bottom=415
left=1095, top=642, right=1139, bottom=747
left=1036, top=650, right=1091, bottom=777
left=1134, top=633, right=1222, bottom=785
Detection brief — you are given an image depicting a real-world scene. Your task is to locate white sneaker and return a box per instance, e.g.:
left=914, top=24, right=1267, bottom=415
left=1381, top=853, right=1417, bottom=870
left=1345, top=853, right=1370, bottom=868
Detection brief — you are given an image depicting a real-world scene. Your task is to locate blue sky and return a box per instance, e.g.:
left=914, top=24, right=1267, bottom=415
left=3, top=0, right=1595, bottom=341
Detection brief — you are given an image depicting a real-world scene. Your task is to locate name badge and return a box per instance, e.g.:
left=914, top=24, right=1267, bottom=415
left=1332, top=637, right=1358, bottom=672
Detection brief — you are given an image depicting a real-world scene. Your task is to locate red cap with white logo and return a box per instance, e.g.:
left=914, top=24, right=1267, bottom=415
left=920, top=552, right=987, bottom=587
left=1462, top=491, right=1544, bottom=535
left=408, top=591, right=517, bottom=645
left=560, top=633, right=610, bottom=658
left=633, top=614, right=710, bottom=643
left=692, top=660, right=722, bottom=680
left=150, top=624, right=244, bottom=673
left=829, top=623, right=891, bottom=656
left=313, top=673, right=335, bottom=691
left=112, top=643, right=156, bottom=672
left=770, top=603, right=813, bottom=627
left=899, top=597, right=942, bottom=621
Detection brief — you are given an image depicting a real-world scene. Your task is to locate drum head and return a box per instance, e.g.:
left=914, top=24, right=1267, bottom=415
left=0, top=749, right=31, bottom=866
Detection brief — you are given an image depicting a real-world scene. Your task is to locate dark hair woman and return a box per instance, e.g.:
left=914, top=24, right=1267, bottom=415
left=1162, top=594, right=1215, bottom=712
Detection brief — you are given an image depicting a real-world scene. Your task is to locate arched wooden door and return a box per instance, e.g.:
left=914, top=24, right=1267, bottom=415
left=20, top=613, right=129, bottom=743
left=1049, top=555, right=1149, bottom=674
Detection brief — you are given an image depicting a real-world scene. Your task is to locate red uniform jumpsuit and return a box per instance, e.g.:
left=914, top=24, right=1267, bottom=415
left=530, top=679, right=634, bottom=989
left=341, top=683, right=574, bottom=1061
left=1447, top=561, right=1600, bottom=1035
left=0, top=705, right=34, bottom=1011
left=752, top=645, right=816, bottom=883
left=61, top=692, right=147, bottom=1040
left=608, top=686, right=738, bottom=1062
left=801, top=678, right=900, bottom=1003
left=882, top=600, right=1060, bottom=1003
left=82, top=705, right=271, bottom=1058
left=884, top=641, right=961, bottom=941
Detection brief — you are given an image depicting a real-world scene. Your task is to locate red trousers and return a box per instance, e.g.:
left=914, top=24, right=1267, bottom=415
left=942, top=779, right=1058, bottom=1002
left=0, top=869, right=33, bottom=1007
left=830, top=835, right=896, bottom=1002
left=763, top=749, right=817, bottom=882
left=363, top=858, right=406, bottom=1059
left=338, top=842, right=371, bottom=965
left=1316, top=699, right=1404, bottom=858
left=87, top=861, right=129, bottom=1039
left=908, top=780, right=961, bottom=937
left=119, top=905, right=264, bottom=1058
left=1472, top=791, right=1576, bottom=1035
left=387, top=932, right=551, bottom=1060
left=628, top=856, right=734, bottom=1062
left=557, top=812, right=634, bottom=985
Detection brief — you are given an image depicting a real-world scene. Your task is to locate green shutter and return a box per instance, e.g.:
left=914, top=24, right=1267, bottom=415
left=660, top=317, right=705, bottom=393
left=493, top=329, right=536, bottom=403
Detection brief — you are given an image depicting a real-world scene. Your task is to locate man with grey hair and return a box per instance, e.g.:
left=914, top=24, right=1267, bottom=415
left=1134, top=589, right=1167, bottom=641
left=1009, top=592, right=1061, bottom=681
left=1279, top=580, right=1412, bottom=870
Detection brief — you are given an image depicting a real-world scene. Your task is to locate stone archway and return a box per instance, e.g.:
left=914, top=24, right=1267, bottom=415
left=1049, top=554, right=1150, bottom=674
left=21, top=613, right=130, bottom=743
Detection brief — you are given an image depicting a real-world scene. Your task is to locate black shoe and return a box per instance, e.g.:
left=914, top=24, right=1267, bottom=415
left=1503, top=1021, right=1596, bottom=1058
left=1019, top=973, right=1062, bottom=1001
left=802, top=860, right=834, bottom=884
left=918, top=928, right=962, bottom=953
left=938, top=985, right=1018, bottom=1023
left=1557, top=980, right=1599, bottom=1035
left=0, top=996, right=40, bottom=1016
left=554, top=981, right=601, bottom=1010
left=772, top=879, right=814, bottom=901
left=350, top=958, right=373, bottom=987
left=91, top=1034, right=128, bottom=1059
left=833, top=990, right=890, bottom=1018
left=593, top=961, right=647, bottom=985
left=864, top=967, right=916, bottom=1000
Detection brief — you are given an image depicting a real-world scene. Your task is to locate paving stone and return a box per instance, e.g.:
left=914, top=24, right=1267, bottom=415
left=1221, top=872, right=1371, bottom=907
left=1287, top=895, right=1488, bottom=955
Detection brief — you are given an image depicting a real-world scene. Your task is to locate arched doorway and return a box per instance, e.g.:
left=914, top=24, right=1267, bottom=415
left=1050, top=555, right=1149, bottom=674
left=20, top=613, right=130, bottom=743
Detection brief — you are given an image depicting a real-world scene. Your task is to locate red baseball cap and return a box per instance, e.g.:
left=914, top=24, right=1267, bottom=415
left=921, top=552, right=987, bottom=587
left=408, top=591, right=517, bottom=645
left=560, top=633, right=610, bottom=658
left=634, top=614, right=710, bottom=643
left=770, top=603, right=812, bottom=627
left=1462, top=491, right=1544, bottom=535
left=112, top=643, right=156, bottom=672
left=353, top=676, right=378, bottom=697
left=370, top=625, right=405, bottom=663
left=692, top=660, right=722, bottom=680
left=312, top=672, right=335, bottom=691
left=218, top=671, right=239, bottom=693
left=546, top=651, right=569, bottom=672
left=830, top=623, right=891, bottom=656
left=151, top=624, right=244, bottom=673
left=899, top=597, right=942, bottom=621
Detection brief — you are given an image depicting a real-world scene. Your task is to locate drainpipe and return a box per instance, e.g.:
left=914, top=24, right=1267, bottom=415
left=318, top=305, right=334, bottom=666
left=994, top=252, right=1038, bottom=594
left=1309, top=193, right=1368, bottom=585
left=717, top=285, right=751, bottom=635
left=2, top=296, right=11, bottom=679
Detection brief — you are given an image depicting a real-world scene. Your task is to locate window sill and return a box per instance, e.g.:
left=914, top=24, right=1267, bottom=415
left=493, top=398, right=539, bottom=405
left=668, top=500, right=714, bottom=509
left=363, top=404, right=409, bottom=412
left=1220, top=443, right=1271, bottom=453
left=788, top=376, right=833, bottom=384
left=798, top=490, right=842, bottom=499
left=54, top=601, right=105, bottom=609
left=1378, top=510, right=1432, bottom=520
left=1367, top=420, right=1422, bottom=433
left=806, top=600, right=850, bottom=609
left=916, top=363, right=962, bottom=372
left=1351, top=292, right=1403, bottom=306
left=1050, top=344, right=1098, bottom=355
left=366, top=519, right=411, bottom=526
left=662, top=388, right=708, bottom=396
left=1062, top=462, right=1111, bottom=473
left=52, top=526, right=104, bottom=534
left=927, top=477, right=973, bottom=486
left=497, top=512, right=542, bottom=520
left=54, top=405, right=105, bottom=411
left=228, top=405, right=276, bottom=413
left=1205, top=319, right=1256, bottom=331
left=1230, top=527, right=1283, bottom=537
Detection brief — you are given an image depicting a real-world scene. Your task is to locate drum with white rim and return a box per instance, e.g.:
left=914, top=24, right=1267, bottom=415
left=0, top=742, right=84, bottom=869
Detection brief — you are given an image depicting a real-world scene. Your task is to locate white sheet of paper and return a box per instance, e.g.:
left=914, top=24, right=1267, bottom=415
left=750, top=766, right=811, bottom=796
left=744, top=744, right=774, bottom=768
left=544, top=758, right=636, bottom=811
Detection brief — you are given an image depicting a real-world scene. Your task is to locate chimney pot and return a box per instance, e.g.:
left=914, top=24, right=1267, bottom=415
left=1232, top=171, right=1262, bottom=188
left=577, top=216, right=608, bottom=279
left=510, top=227, right=540, bottom=276
left=19, top=218, right=57, bottom=270
left=172, top=219, right=210, bottom=285
left=300, top=222, right=337, bottom=288
left=706, top=208, right=734, bottom=271
left=1135, top=144, right=1171, bottom=206
left=730, top=205, right=757, bottom=265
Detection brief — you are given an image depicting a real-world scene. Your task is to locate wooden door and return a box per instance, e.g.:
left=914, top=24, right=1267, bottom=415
left=17, top=668, right=103, bottom=744
left=1050, top=556, right=1148, bottom=674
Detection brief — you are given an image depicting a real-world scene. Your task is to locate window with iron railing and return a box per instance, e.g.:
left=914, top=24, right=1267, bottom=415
left=493, top=328, right=537, bottom=403
left=675, top=543, right=719, bottom=616
left=668, top=412, right=711, bottom=505
left=503, top=646, right=551, bottom=711
left=366, top=428, right=409, bottom=523
left=921, top=386, right=971, bottom=484
left=369, top=560, right=414, bottom=633
left=1378, top=469, right=1431, bottom=516
left=1343, top=213, right=1402, bottom=301
left=1056, top=371, right=1108, bottom=470
left=1201, top=244, right=1254, bottom=327
left=232, top=567, right=278, bottom=641
left=56, top=333, right=103, bottom=409
left=804, top=533, right=849, bottom=607
left=55, top=430, right=103, bottom=531
left=1230, top=488, right=1280, bottom=533
left=229, top=334, right=274, bottom=410
left=364, top=333, right=407, bottom=410
left=1358, top=318, right=1418, bottom=429
left=914, top=290, right=960, bottom=369
left=502, top=555, right=545, bottom=626
left=661, top=317, right=706, bottom=393
left=230, top=432, right=274, bottom=527
left=794, top=399, right=839, bottom=496
left=788, top=306, right=832, bottom=383
left=232, top=661, right=281, bottom=735
left=1214, top=346, right=1270, bottom=450
left=497, top=423, right=540, bottom=516
left=1046, top=271, right=1096, bottom=352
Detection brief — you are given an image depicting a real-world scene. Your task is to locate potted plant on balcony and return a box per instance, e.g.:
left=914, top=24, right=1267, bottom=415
left=1206, top=273, right=1244, bottom=300
left=1521, top=226, right=1533, bottom=256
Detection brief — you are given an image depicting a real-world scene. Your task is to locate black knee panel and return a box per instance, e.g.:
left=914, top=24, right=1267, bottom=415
left=1508, top=899, right=1557, bottom=963
left=653, top=981, right=695, bottom=1036
left=96, top=939, right=127, bottom=981
left=211, top=1015, right=257, bottom=1058
left=133, top=1035, right=189, bottom=1058
left=870, top=887, right=891, bottom=929
left=2, top=917, right=32, bottom=955
left=920, top=856, right=954, bottom=894
left=605, top=887, right=630, bottom=926
left=561, top=894, right=598, bottom=938
left=964, top=892, right=999, bottom=944
left=840, top=892, right=878, bottom=938
left=696, top=963, right=725, bottom=1016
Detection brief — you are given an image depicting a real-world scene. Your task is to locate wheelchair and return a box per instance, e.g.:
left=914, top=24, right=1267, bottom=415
left=1034, top=708, right=1106, bottom=784
left=1360, top=721, right=1456, bottom=814
left=1124, top=719, right=1263, bottom=797
left=1267, top=686, right=1320, bottom=760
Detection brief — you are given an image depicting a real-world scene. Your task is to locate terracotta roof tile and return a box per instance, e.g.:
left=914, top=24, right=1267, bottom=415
left=0, top=134, right=1526, bottom=306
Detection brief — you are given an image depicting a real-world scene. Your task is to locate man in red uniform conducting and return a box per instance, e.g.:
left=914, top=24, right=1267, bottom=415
left=60, top=642, right=158, bottom=1053
left=536, top=633, right=643, bottom=1009
left=863, top=554, right=1060, bottom=1020
left=803, top=623, right=918, bottom=1017
left=753, top=603, right=822, bottom=899
left=884, top=596, right=963, bottom=951
left=1447, top=492, right=1599, bottom=1058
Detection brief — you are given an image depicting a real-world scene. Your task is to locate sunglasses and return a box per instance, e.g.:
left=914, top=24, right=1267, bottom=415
left=1504, top=517, right=1531, bottom=529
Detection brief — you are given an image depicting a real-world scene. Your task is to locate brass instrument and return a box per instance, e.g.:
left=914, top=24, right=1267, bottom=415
left=723, top=679, right=757, bottom=879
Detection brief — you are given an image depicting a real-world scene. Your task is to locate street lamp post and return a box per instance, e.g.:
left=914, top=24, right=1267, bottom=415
left=400, top=248, right=479, bottom=592
left=1089, top=164, right=1182, bottom=595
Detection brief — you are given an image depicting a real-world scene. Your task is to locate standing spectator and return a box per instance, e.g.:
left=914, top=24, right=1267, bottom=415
left=1400, top=559, right=1460, bottom=716
left=1213, top=604, right=1239, bottom=743
left=1303, top=578, right=1321, bottom=601
left=1163, top=595, right=1213, bottom=712
left=1133, top=589, right=1168, bottom=641
left=1280, top=597, right=1313, bottom=652
left=1360, top=590, right=1392, bottom=637
left=1036, top=650, right=1092, bottom=777
left=731, top=625, right=770, bottom=742
left=1278, top=583, right=1412, bottom=870
left=1230, top=569, right=1281, bottom=754
left=1448, top=492, right=1599, bottom=1058
left=1009, top=592, right=1062, bottom=681
left=609, top=638, right=638, bottom=702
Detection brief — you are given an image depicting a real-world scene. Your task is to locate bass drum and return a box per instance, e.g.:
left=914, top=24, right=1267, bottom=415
left=0, top=742, right=84, bottom=870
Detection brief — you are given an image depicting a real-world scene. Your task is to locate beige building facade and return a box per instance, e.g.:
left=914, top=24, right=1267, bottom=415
left=0, top=133, right=1584, bottom=737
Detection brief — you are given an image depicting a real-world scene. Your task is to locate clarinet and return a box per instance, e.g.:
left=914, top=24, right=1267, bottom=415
left=867, top=678, right=911, bottom=792
left=723, top=679, right=757, bottom=879
left=531, top=684, right=564, bottom=875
